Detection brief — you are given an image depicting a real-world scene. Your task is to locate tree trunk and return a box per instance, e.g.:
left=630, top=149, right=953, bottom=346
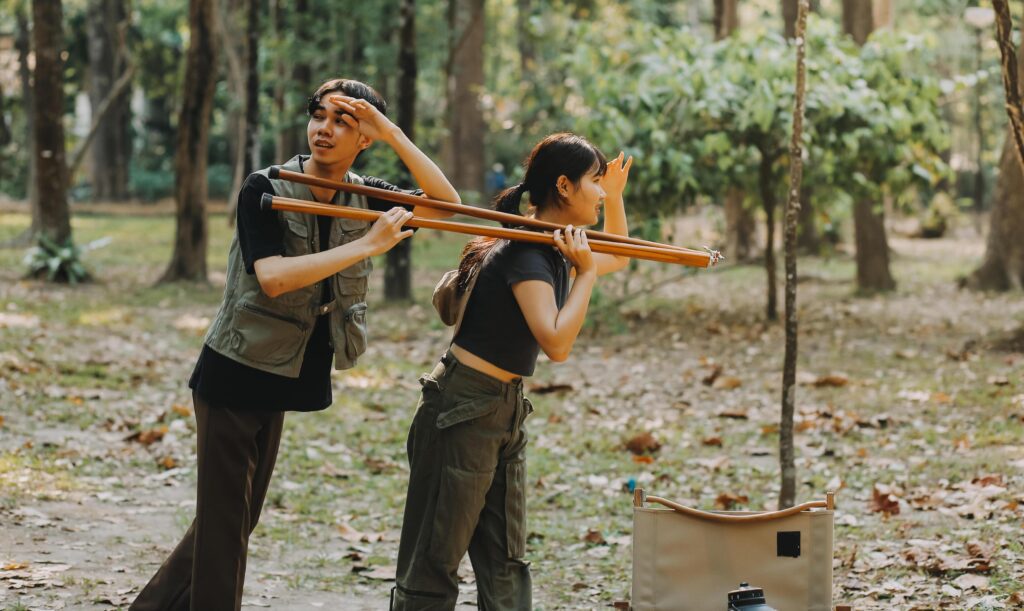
left=797, top=186, right=820, bottom=253
left=17, top=6, right=40, bottom=238
left=780, top=0, right=808, bottom=510
left=715, top=0, right=754, bottom=265
left=160, top=0, right=217, bottom=283
left=385, top=0, right=417, bottom=302
left=219, top=0, right=246, bottom=219
left=759, top=151, right=779, bottom=321
left=966, top=134, right=1024, bottom=290
left=272, top=0, right=287, bottom=163
left=443, top=0, right=486, bottom=196
left=0, top=83, right=11, bottom=147
left=244, top=0, right=259, bottom=179
left=32, top=0, right=72, bottom=247
left=85, top=0, right=130, bottom=201
left=723, top=189, right=755, bottom=261
left=872, top=0, right=892, bottom=30
left=516, top=0, right=534, bottom=77
left=852, top=198, right=895, bottom=291
left=843, top=0, right=893, bottom=291
left=842, top=0, right=874, bottom=46
left=275, top=0, right=309, bottom=161
left=713, top=0, right=739, bottom=40
left=968, top=3, right=1024, bottom=291
left=783, top=0, right=798, bottom=39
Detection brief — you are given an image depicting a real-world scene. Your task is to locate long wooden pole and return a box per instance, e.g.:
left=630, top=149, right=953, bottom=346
left=262, top=194, right=716, bottom=268
left=268, top=166, right=714, bottom=258
left=779, top=0, right=809, bottom=511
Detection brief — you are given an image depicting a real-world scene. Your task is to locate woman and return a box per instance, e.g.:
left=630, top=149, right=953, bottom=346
left=392, top=133, right=633, bottom=610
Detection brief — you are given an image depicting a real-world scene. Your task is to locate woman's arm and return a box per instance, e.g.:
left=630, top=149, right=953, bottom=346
left=512, top=228, right=596, bottom=362
left=591, top=152, right=633, bottom=276
left=254, top=208, right=414, bottom=298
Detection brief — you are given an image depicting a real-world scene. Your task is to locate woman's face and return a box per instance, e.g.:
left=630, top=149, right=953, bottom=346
left=559, top=165, right=606, bottom=226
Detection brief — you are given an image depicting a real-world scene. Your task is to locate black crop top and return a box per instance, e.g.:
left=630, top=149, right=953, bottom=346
left=453, top=240, right=570, bottom=376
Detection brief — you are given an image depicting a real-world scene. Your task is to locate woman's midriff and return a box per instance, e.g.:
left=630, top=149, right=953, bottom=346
left=450, top=344, right=523, bottom=383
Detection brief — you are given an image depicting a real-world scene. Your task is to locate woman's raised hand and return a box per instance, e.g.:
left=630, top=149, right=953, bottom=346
left=601, top=151, right=633, bottom=197
left=553, top=226, right=596, bottom=276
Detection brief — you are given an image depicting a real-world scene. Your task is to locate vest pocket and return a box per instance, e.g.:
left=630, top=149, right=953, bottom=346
left=342, top=302, right=368, bottom=362
left=232, top=303, right=307, bottom=365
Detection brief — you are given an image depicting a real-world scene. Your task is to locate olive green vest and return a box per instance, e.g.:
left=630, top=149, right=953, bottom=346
left=204, top=155, right=373, bottom=378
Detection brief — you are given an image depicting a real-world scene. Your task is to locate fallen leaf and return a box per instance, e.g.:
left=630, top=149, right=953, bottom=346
left=583, top=529, right=606, bottom=545
left=987, top=376, right=1010, bottom=386
left=813, top=374, right=849, bottom=387
left=170, top=404, right=193, bottom=418
left=158, top=456, right=177, bottom=470
left=870, top=484, right=901, bottom=516
left=125, top=426, right=168, bottom=445
left=625, top=432, right=661, bottom=455
left=631, top=455, right=654, bottom=464
left=712, top=376, right=742, bottom=390
left=2, top=563, right=28, bottom=571
left=702, top=364, right=723, bottom=386
left=953, top=574, right=989, bottom=591
left=702, top=436, right=723, bottom=447
left=717, top=409, right=749, bottom=419
left=714, top=492, right=748, bottom=510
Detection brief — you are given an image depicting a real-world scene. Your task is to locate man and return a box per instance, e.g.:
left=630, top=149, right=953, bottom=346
left=130, top=78, right=458, bottom=611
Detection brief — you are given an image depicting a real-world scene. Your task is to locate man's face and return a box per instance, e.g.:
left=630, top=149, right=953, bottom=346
left=306, top=95, right=368, bottom=164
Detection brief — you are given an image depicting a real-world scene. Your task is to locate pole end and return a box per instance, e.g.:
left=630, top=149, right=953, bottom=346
left=260, top=193, right=275, bottom=212
left=268, top=166, right=281, bottom=179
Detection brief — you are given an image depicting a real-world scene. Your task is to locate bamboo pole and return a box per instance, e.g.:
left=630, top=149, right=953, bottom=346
left=262, top=194, right=717, bottom=268
left=268, top=166, right=715, bottom=258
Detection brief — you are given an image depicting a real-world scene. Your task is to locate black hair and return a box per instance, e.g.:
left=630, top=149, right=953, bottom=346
left=456, top=132, right=607, bottom=293
left=307, top=78, right=387, bottom=116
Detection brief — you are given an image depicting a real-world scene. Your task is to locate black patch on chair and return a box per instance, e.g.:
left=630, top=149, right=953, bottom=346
left=777, top=531, right=801, bottom=558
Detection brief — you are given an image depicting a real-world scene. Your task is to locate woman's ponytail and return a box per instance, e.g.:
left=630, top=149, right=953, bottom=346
left=493, top=182, right=527, bottom=225
left=455, top=182, right=529, bottom=294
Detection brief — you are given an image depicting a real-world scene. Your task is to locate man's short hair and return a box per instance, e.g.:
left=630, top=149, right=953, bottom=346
left=307, top=79, right=387, bottom=116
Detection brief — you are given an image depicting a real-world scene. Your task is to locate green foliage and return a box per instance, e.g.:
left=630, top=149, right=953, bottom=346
left=24, top=234, right=90, bottom=284
left=487, top=13, right=949, bottom=226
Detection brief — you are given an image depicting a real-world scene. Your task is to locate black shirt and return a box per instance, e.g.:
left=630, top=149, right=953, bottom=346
left=453, top=240, right=570, bottom=377
left=188, top=166, right=421, bottom=412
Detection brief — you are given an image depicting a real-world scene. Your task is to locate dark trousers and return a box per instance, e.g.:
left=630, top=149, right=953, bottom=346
left=130, top=392, right=285, bottom=611
left=393, top=353, right=533, bottom=611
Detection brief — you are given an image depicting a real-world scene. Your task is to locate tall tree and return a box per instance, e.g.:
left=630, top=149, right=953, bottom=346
left=714, top=0, right=738, bottom=41
left=783, top=0, right=797, bottom=39
left=32, top=0, right=72, bottom=249
left=85, top=0, right=131, bottom=201
left=443, top=0, right=486, bottom=196
left=843, top=0, right=895, bottom=291
left=714, top=0, right=754, bottom=263
left=385, top=0, right=417, bottom=301
left=967, top=8, right=1024, bottom=290
left=516, top=0, right=534, bottom=78
left=244, top=0, right=259, bottom=178
left=16, top=4, right=40, bottom=242
left=160, top=0, right=217, bottom=283
left=220, top=0, right=247, bottom=212
left=0, top=83, right=10, bottom=148
left=276, top=0, right=309, bottom=161
left=780, top=0, right=808, bottom=510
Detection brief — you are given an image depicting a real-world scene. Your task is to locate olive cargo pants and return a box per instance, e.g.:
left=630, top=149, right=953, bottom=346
left=392, top=352, right=533, bottom=610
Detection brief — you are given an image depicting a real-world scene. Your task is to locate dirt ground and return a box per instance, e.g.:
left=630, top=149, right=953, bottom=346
left=1, top=212, right=1022, bottom=610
